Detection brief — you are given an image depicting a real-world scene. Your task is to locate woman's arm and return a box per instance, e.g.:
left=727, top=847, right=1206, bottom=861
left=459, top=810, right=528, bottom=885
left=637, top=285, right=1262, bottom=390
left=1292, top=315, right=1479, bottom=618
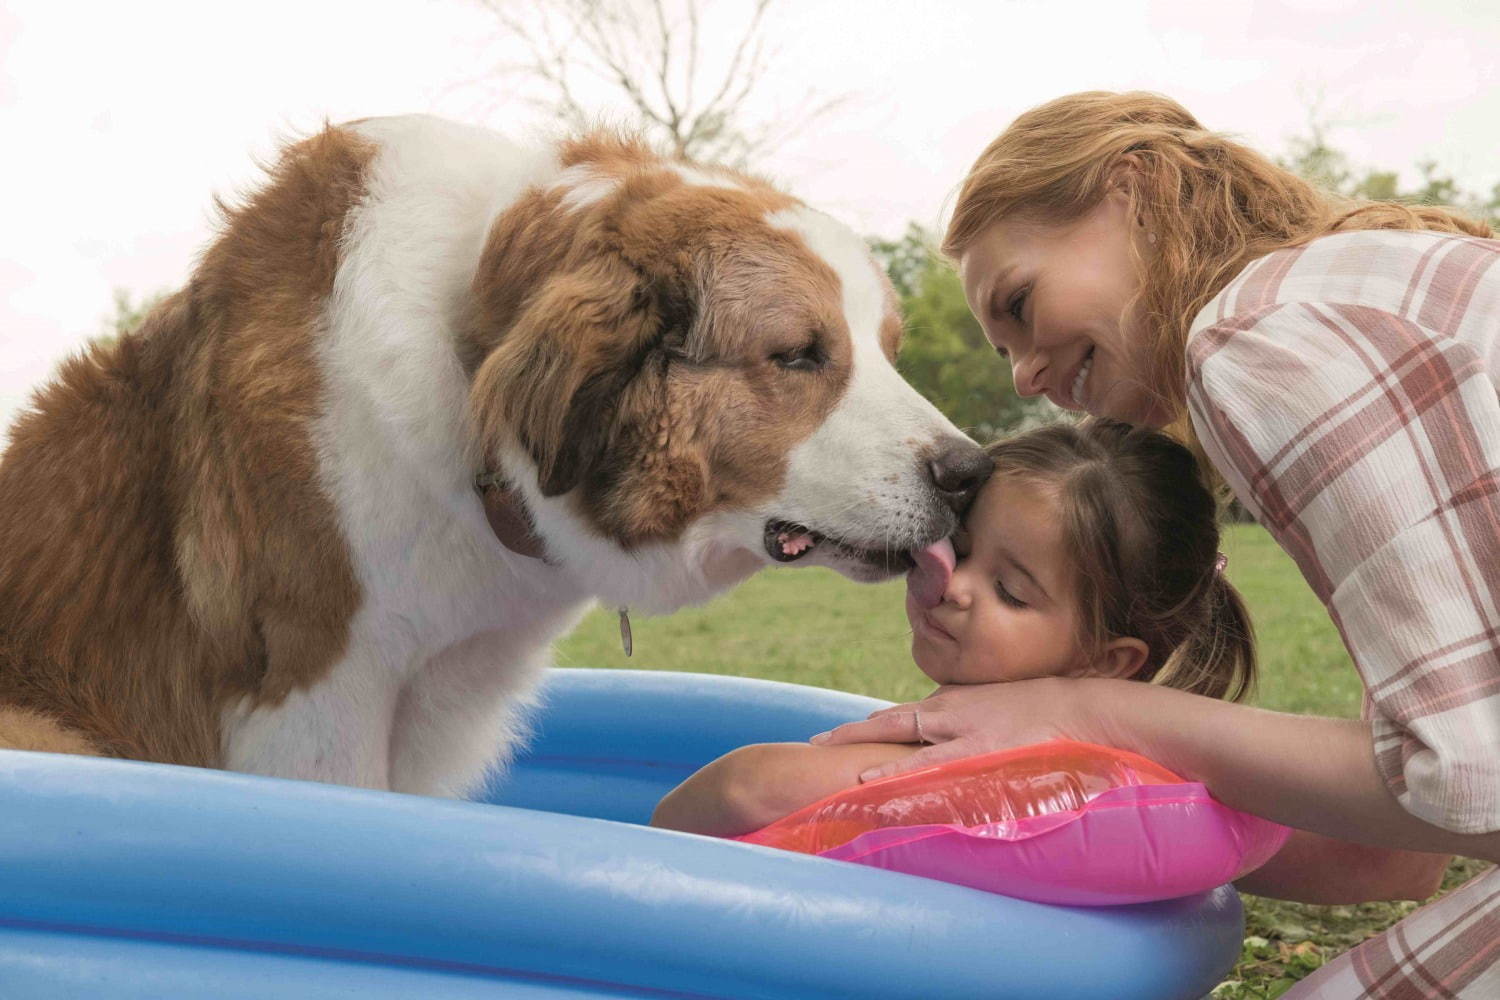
left=1183, top=291, right=1500, bottom=843
left=816, top=679, right=1500, bottom=864
left=1107, top=684, right=1500, bottom=862
left=650, top=741, right=920, bottom=837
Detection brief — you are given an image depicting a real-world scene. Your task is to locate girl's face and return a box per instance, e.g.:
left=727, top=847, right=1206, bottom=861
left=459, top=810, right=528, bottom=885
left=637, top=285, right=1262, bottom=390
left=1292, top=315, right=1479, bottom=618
left=958, top=189, right=1170, bottom=427
left=904, top=474, right=1145, bottom=687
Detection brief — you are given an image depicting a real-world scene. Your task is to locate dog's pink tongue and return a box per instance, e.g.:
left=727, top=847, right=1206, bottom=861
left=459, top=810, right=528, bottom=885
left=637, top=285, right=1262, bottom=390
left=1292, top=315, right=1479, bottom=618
left=907, top=537, right=955, bottom=610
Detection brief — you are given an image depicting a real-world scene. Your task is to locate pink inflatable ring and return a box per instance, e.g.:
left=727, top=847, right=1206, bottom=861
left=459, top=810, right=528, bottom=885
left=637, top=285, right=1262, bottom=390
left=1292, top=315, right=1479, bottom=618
left=738, top=739, right=1290, bottom=906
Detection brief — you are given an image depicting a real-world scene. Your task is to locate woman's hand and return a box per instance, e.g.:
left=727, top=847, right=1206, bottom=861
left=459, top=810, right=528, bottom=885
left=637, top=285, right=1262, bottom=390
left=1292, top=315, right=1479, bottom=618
left=811, top=677, right=1120, bottom=783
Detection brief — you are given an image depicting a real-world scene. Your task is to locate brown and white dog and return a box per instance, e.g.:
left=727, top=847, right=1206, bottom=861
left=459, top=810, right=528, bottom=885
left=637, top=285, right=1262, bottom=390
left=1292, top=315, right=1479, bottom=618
left=0, top=116, right=987, bottom=797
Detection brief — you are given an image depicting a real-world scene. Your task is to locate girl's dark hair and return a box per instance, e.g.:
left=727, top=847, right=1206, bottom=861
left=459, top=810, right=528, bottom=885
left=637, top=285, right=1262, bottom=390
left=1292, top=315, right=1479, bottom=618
left=982, top=419, right=1256, bottom=701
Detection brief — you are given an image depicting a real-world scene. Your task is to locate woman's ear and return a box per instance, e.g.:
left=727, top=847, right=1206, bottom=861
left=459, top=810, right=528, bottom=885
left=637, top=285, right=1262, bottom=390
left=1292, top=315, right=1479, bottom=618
left=1078, top=637, right=1148, bottom=681
left=1104, top=157, right=1147, bottom=222
left=1108, top=153, right=1147, bottom=189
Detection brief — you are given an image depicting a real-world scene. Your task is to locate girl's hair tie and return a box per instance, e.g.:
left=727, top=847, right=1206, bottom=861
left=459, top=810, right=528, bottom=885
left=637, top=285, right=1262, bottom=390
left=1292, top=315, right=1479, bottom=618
left=1213, top=552, right=1229, bottom=575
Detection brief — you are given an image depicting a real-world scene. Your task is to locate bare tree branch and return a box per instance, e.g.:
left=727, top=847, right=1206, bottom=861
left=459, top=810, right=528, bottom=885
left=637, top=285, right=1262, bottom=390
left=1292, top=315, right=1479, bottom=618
left=648, top=0, right=681, bottom=139
left=684, top=2, right=700, bottom=116
left=475, top=0, right=841, bottom=167
left=696, top=0, right=769, bottom=126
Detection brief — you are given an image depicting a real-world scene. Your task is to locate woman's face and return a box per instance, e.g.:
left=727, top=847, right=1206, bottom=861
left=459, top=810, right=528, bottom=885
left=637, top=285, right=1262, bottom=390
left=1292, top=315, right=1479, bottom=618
left=958, top=189, right=1169, bottom=427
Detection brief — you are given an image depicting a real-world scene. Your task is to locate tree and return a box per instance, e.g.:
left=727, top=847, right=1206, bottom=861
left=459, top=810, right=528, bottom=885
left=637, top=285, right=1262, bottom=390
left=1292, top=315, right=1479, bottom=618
left=1280, top=118, right=1499, bottom=227
left=90, top=288, right=164, bottom=349
left=105, top=289, right=161, bottom=338
left=872, top=225, right=1055, bottom=440
left=476, top=0, right=842, bottom=167
left=869, top=223, right=932, bottom=301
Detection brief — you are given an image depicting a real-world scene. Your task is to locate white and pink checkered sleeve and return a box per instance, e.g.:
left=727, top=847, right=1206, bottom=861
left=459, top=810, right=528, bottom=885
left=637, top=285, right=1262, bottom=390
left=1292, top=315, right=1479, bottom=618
left=1185, top=231, right=1500, bottom=836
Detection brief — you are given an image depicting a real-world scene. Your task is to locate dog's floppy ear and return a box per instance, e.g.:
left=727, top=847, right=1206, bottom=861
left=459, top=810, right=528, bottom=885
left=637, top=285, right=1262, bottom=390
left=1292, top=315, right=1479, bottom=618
left=470, top=255, right=689, bottom=497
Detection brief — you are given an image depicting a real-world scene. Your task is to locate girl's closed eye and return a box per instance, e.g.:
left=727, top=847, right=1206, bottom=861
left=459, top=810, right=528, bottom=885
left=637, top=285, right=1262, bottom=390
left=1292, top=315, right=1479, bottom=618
left=995, top=577, right=1028, bottom=609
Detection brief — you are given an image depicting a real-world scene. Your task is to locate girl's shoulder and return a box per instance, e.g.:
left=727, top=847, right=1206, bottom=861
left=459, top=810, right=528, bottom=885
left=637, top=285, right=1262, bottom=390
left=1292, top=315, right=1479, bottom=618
left=1190, top=229, right=1500, bottom=341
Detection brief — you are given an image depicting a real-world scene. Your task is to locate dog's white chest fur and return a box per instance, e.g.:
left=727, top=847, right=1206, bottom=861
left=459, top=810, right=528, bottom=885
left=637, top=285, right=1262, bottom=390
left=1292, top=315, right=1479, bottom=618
left=220, top=118, right=588, bottom=796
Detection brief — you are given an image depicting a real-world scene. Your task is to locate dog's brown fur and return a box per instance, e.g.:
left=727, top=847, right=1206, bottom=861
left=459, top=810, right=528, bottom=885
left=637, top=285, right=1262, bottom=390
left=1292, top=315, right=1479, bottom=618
left=0, top=128, right=372, bottom=764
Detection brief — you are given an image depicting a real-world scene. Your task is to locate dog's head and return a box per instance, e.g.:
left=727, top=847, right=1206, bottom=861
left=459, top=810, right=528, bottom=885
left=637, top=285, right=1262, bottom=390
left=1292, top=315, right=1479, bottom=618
left=463, top=134, right=990, bottom=610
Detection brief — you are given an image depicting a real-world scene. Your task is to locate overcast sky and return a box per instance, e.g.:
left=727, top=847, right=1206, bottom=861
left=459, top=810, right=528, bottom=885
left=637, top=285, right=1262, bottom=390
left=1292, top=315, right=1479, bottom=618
left=3, top=0, right=1497, bottom=431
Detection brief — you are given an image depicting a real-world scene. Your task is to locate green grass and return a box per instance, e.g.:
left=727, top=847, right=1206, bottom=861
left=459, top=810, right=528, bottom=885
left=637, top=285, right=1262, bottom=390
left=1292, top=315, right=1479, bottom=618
left=555, top=522, right=1491, bottom=996
left=1218, top=524, right=1363, bottom=718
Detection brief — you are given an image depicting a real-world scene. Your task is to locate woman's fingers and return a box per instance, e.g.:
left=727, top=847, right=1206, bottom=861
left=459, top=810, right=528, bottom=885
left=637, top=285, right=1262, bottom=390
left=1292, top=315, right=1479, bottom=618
left=811, top=709, right=930, bottom=746
left=812, top=680, right=1103, bottom=779
left=812, top=708, right=955, bottom=746
left=865, top=689, right=955, bottom=721
left=858, top=739, right=975, bottom=783
left=864, top=702, right=921, bottom=721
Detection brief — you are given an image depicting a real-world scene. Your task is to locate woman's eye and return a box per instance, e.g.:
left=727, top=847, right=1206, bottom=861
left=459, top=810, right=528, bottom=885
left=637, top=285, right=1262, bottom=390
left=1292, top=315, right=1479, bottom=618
left=773, top=342, right=825, bottom=372
left=1006, top=287, right=1030, bottom=325
left=995, top=579, right=1027, bottom=609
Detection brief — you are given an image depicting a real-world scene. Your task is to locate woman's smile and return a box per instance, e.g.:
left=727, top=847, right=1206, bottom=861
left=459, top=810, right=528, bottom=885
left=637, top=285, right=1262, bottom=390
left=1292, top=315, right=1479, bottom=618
left=1069, top=347, right=1094, bottom=408
left=958, top=190, right=1166, bottom=426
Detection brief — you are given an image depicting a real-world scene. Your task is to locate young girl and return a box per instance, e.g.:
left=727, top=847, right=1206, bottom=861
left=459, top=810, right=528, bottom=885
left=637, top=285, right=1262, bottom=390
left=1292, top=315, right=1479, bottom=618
left=651, top=419, right=1254, bottom=836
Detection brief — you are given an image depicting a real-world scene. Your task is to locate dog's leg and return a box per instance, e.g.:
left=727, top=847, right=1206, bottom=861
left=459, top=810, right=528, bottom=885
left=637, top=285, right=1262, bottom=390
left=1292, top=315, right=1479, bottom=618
left=0, top=705, right=105, bottom=756
left=388, top=632, right=551, bottom=799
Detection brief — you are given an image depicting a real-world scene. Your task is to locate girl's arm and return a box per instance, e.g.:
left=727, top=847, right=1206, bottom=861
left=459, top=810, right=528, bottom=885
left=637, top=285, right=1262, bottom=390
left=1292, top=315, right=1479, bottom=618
left=650, top=741, right=920, bottom=837
left=1234, top=829, right=1450, bottom=904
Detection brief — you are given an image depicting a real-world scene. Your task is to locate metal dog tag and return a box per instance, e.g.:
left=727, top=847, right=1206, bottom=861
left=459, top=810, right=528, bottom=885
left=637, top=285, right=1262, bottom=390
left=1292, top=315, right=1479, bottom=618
left=618, top=608, right=633, bottom=658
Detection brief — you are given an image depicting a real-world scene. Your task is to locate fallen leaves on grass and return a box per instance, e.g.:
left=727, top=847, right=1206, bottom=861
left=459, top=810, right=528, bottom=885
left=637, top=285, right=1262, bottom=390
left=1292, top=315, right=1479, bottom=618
left=1214, top=858, right=1494, bottom=998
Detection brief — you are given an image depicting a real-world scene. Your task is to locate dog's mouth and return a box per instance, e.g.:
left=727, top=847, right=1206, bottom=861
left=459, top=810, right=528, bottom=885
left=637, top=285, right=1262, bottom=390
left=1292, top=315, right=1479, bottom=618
left=763, top=519, right=918, bottom=572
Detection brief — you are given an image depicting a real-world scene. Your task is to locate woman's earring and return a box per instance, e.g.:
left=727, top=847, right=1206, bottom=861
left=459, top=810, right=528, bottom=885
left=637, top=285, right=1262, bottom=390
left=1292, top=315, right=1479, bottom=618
left=1147, top=231, right=1158, bottom=245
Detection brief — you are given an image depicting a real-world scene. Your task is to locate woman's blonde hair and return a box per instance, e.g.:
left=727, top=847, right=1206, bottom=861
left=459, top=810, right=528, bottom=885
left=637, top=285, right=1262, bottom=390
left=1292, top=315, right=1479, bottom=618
left=942, top=91, right=1492, bottom=439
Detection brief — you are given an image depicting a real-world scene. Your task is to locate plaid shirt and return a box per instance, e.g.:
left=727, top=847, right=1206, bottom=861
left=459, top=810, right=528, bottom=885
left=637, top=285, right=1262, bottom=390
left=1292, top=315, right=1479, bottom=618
left=1186, top=228, right=1500, bottom=998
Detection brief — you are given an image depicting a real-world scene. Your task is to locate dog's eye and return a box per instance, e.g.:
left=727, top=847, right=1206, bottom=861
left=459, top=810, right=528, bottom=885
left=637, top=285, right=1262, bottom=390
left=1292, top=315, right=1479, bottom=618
left=772, top=341, right=825, bottom=372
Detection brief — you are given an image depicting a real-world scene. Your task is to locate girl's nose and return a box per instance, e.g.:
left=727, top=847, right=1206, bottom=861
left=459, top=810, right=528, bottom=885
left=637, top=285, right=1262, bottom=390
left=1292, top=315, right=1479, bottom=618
left=943, top=565, right=973, bottom=610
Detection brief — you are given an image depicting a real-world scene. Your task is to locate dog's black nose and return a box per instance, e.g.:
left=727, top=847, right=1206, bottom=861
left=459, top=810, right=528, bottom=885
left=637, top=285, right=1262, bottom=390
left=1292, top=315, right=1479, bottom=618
left=927, top=440, right=994, bottom=515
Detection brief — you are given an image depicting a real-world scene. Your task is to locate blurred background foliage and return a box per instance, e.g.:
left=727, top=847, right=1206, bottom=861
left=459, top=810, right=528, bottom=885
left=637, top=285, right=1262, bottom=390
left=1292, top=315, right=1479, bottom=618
left=870, top=224, right=1049, bottom=441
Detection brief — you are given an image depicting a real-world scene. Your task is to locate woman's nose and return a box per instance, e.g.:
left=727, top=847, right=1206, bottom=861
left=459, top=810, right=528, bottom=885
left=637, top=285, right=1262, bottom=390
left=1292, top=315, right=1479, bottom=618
left=1014, top=352, right=1050, bottom=398
left=1011, top=352, right=1049, bottom=397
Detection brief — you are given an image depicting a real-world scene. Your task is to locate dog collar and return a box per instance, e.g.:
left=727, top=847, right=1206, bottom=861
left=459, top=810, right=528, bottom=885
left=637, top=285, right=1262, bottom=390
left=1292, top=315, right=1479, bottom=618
left=474, top=471, right=548, bottom=562
left=473, top=471, right=633, bottom=657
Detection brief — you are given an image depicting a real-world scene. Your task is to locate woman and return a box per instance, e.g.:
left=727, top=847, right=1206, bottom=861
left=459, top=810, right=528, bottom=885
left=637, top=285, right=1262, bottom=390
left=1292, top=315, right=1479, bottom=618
left=816, top=92, right=1500, bottom=997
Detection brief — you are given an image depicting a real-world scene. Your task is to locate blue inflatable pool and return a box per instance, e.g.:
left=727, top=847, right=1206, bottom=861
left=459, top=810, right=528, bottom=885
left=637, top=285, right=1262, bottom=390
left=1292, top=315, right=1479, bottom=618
left=0, top=669, right=1243, bottom=998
